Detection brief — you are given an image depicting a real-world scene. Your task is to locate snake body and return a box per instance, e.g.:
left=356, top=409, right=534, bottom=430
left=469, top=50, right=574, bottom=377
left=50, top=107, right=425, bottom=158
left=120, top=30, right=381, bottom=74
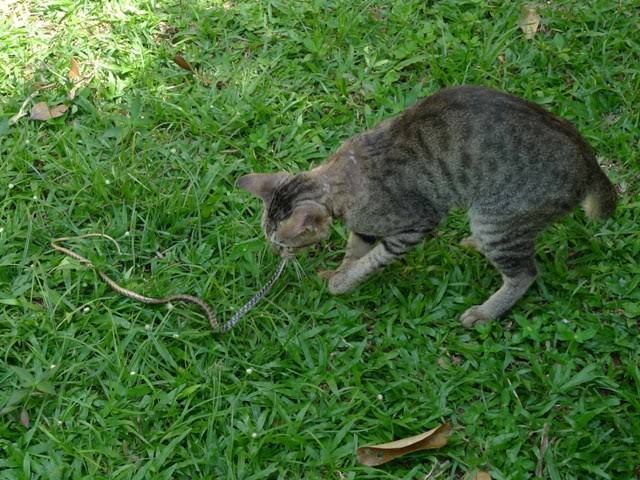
left=51, top=235, right=286, bottom=333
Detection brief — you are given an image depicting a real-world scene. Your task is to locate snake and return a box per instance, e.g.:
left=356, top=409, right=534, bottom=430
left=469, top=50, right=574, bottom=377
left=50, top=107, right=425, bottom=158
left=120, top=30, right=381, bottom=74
left=51, top=234, right=287, bottom=333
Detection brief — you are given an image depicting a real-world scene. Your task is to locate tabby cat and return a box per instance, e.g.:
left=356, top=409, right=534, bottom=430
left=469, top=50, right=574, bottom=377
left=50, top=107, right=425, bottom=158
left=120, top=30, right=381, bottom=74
left=238, top=86, right=616, bottom=327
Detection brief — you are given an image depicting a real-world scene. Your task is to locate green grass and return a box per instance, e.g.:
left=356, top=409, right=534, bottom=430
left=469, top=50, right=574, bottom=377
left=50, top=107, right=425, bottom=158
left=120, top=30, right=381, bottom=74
left=1, top=0, right=639, bottom=478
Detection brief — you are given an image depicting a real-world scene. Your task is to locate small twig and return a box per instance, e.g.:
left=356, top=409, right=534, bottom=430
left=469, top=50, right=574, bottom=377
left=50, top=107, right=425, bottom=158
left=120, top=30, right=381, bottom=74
left=535, top=422, right=550, bottom=477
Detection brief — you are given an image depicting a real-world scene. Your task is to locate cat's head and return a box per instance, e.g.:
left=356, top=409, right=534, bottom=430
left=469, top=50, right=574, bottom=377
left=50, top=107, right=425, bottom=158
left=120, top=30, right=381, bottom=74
left=237, top=172, right=332, bottom=256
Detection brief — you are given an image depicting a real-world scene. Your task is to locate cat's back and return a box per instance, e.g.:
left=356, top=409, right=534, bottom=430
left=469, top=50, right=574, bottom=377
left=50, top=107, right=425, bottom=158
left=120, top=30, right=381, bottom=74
left=372, top=86, right=601, bottom=211
left=397, top=85, right=587, bottom=150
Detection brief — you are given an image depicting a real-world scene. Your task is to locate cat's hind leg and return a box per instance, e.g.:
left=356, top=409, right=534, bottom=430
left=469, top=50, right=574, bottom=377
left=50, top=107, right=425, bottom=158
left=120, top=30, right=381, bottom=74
left=461, top=215, right=539, bottom=327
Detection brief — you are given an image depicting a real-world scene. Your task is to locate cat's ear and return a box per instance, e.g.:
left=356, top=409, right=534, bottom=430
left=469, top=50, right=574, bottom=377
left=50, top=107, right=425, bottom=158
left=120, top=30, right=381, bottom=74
left=278, top=202, right=331, bottom=240
left=237, top=172, right=290, bottom=202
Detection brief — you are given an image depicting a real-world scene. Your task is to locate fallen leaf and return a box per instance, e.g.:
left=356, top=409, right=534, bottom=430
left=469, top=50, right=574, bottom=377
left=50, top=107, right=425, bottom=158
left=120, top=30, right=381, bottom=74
left=67, top=61, right=96, bottom=100
left=174, top=54, right=194, bottom=72
left=50, top=104, right=68, bottom=118
left=464, top=471, right=491, bottom=480
left=30, top=102, right=68, bottom=121
left=518, top=5, right=540, bottom=40
left=68, top=57, right=80, bottom=82
left=357, top=423, right=452, bottom=466
left=20, top=409, right=30, bottom=428
left=30, top=102, right=51, bottom=120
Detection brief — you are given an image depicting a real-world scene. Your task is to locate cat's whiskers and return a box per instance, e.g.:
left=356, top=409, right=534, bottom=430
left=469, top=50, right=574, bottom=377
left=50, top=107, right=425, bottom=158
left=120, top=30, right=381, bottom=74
left=289, top=257, right=305, bottom=282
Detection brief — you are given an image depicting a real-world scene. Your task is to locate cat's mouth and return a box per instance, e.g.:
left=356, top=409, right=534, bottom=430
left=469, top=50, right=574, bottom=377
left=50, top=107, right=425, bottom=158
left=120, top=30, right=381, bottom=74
left=270, top=239, right=318, bottom=258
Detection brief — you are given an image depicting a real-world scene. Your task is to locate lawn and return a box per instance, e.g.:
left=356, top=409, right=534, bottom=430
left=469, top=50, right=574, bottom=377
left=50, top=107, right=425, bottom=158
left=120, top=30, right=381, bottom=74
left=1, top=0, right=639, bottom=478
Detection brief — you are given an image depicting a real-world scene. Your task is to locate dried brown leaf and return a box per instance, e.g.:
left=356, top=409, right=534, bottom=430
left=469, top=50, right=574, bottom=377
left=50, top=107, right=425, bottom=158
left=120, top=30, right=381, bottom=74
left=30, top=102, right=52, bottom=120
left=30, top=102, right=68, bottom=121
left=174, top=54, right=194, bottom=72
left=8, top=83, right=56, bottom=125
left=68, top=57, right=81, bottom=82
left=518, top=5, right=540, bottom=40
left=356, top=423, right=452, bottom=466
left=50, top=104, right=68, bottom=118
left=68, top=62, right=96, bottom=100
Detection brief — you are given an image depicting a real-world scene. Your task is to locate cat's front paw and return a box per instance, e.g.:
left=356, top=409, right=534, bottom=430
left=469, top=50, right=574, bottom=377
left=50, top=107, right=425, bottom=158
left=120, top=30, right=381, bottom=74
left=460, top=305, right=491, bottom=328
left=327, top=271, right=356, bottom=295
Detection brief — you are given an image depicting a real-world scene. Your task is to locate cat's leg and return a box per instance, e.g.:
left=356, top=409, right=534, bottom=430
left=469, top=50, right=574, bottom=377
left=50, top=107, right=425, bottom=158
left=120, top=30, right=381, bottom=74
left=461, top=219, right=538, bottom=327
left=327, top=231, right=423, bottom=294
left=461, top=267, right=537, bottom=327
left=319, top=232, right=377, bottom=281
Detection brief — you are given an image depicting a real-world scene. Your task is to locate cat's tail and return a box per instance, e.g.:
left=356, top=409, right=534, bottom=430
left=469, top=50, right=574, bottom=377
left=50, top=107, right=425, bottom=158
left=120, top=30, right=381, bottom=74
left=582, top=167, right=617, bottom=220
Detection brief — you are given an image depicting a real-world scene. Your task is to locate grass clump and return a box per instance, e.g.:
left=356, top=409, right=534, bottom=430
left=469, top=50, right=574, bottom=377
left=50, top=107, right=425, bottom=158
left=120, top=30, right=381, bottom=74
left=1, top=1, right=639, bottom=478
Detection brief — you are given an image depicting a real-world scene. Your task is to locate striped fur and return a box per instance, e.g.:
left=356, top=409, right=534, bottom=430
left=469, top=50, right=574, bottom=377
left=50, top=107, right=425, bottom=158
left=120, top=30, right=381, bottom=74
left=239, top=86, right=617, bottom=326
